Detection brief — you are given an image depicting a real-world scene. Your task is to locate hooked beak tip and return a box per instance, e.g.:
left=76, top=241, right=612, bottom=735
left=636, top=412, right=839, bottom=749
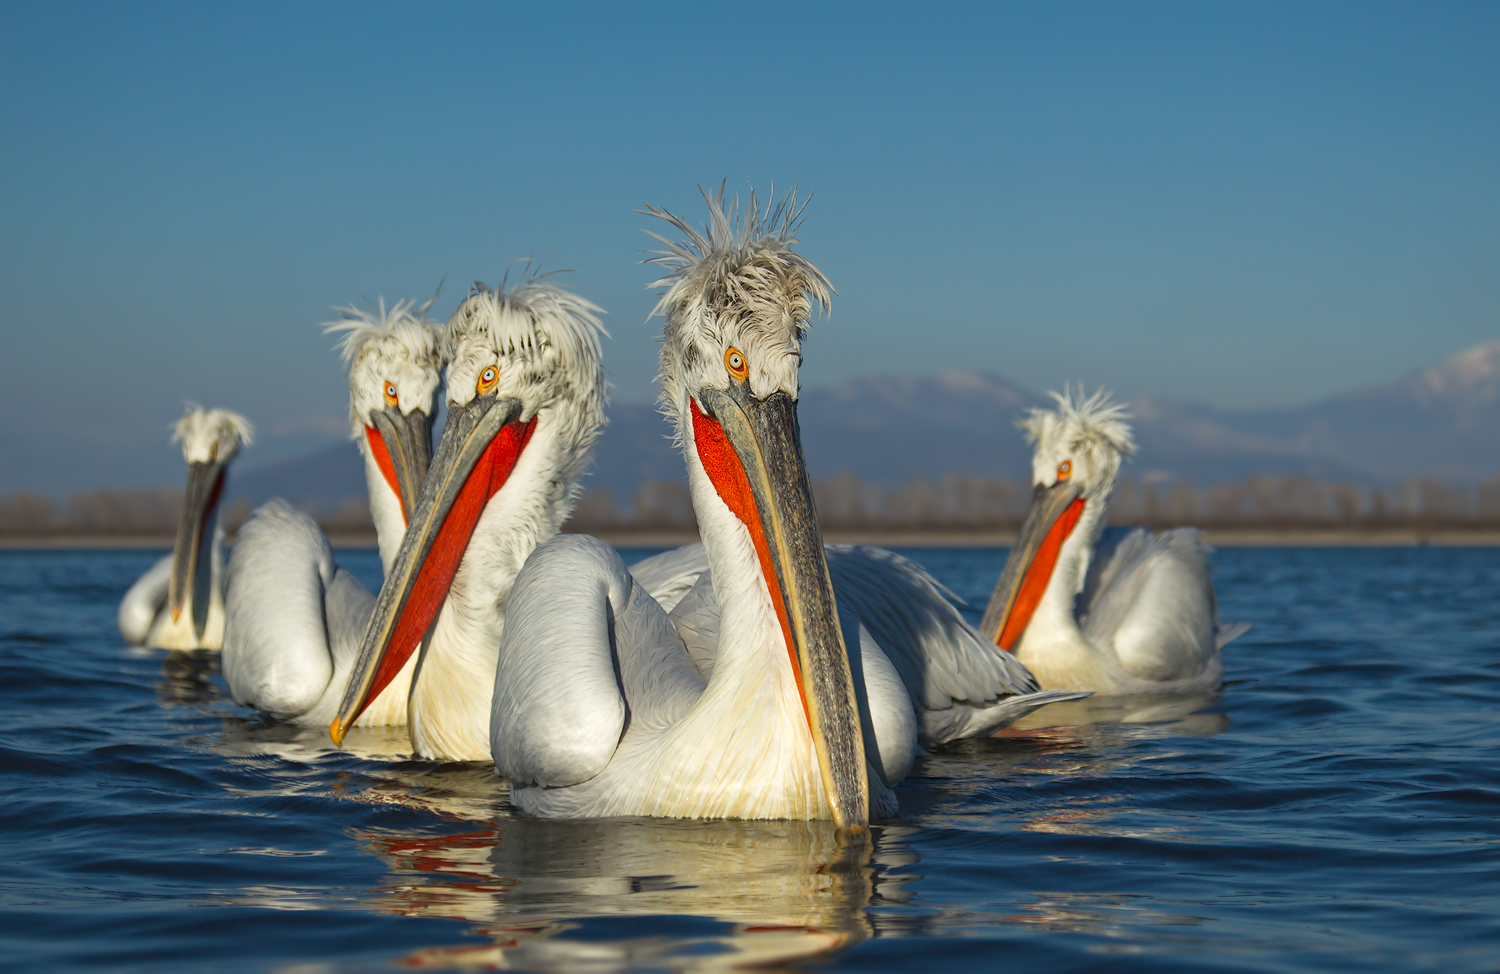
left=329, top=717, right=347, bottom=746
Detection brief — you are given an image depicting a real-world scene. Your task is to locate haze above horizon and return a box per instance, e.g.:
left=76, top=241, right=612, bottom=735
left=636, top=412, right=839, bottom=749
left=2, top=2, right=1497, bottom=485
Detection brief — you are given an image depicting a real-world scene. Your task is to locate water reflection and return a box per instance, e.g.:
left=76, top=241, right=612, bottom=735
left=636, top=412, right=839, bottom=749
left=156, top=649, right=221, bottom=706
left=361, top=816, right=886, bottom=971
left=159, top=649, right=419, bottom=761
left=1008, top=690, right=1229, bottom=736
left=214, top=714, right=416, bottom=763
left=151, top=619, right=1229, bottom=969
left=175, top=651, right=888, bottom=970
left=1006, top=890, right=1209, bottom=936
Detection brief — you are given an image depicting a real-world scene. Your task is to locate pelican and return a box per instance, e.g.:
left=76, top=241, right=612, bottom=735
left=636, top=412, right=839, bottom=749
left=220, top=299, right=443, bottom=726
left=327, top=275, right=610, bottom=760
left=977, top=388, right=1247, bottom=694
left=118, top=405, right=253, bottom=650
left=331, top=187, right=1081, bottom=827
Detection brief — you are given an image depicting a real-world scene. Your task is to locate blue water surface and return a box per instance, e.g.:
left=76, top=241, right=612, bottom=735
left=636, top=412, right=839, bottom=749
left=0, top=545, right=1497, bottom=972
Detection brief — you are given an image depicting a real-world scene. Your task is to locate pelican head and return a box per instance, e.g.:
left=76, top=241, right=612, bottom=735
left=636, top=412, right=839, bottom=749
left=331, top=272, right=606, bottom=743
left=324, top=299, right=445, bottom=530
left=167, top=405, right=253, bottom=631
left=646, top=185, right=869, bottom=830
left=979, top=387, right=1136, bottom=650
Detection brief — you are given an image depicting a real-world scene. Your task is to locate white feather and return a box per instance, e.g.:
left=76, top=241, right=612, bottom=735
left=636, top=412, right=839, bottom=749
left=118, top=554, right=171, bottom=646
left=221, top=500, right=414, bottom=725
left=487, top=191, right=1078, bottom=821
left=220, top=295, right=444, bottom=716
left=118, top=404, right=251, bottom=650
left=1004, top=391, right=1247, bottom=694
left=394, top=271, right=613, bottom=760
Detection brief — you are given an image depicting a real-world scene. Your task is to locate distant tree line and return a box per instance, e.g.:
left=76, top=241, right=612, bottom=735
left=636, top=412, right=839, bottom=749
left=0, top=489, right=243, bottom=537
left=0, top=489, right=406, bottom=538
left=568, top=472, right=1500, bottom=534
left=5, top=473, right=1500, bottom=538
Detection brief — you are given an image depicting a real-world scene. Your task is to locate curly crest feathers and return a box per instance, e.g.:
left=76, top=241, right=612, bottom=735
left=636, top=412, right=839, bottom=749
left=641, top=182, right=833, bottom=330
left=322, top=297, right=446, bottom=435
left=644, top=183, right=833, bottom=440
left=1018, top=386, right=1135, bottom=496
left=447, top=268, right=607, bottom=365
left=171, top=403, right=253, bottom=463
left=443, top=264, right=610, bottom=536
left=323, top=297, right=442, bottom=368
left=1020, top=386, right=1135, bottom=456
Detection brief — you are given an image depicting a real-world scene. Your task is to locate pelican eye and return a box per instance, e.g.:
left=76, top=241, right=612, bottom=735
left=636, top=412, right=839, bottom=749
left=1057, top=460, right=1072, bottom=482
left=383, top=381, right=399, bottom=407
left=210, top=443, right=219, bottom=461
left=725, top=347, right=748, bottom=380
left=477, top=365, right=499, bottom=396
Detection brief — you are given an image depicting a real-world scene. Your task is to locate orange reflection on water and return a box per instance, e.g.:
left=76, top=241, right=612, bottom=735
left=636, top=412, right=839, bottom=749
left=355, top=816, right=878, bottom=971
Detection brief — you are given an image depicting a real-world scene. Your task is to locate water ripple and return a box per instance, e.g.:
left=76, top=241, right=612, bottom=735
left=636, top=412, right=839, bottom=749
left=0, top=547, right=1498, bottom=971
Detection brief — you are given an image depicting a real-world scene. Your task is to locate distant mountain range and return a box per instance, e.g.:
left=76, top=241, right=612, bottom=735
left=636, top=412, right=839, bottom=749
left=1131, top=339, right=1500, bottom=485
left=223, top=338, right=1500, bottom=511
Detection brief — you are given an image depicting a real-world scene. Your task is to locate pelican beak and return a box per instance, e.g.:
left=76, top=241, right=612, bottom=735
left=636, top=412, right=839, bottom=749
left=694, top=386, right=870, bottom=832
left=365, top=406, right=434, bottom=523
left=330, top=395, right=535, bottom=744
left=167, top=457, right=227, bottom=634
left=978, top=480, right=1086, bottom=651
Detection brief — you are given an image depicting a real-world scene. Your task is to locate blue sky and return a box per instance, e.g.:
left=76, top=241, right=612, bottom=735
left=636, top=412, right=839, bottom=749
left=2, top=2, right=1497, bottom=491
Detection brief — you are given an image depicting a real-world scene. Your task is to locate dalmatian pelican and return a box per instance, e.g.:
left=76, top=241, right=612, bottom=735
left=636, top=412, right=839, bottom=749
left=220, top=299, right=443, bottom=726
left=118, top=405, right=253, bottom=650
left=977, top=388, right=1247, bottom=695
left=327, top=275, right=609, bottom=758
left=333, top=187, right=1083, bottom=828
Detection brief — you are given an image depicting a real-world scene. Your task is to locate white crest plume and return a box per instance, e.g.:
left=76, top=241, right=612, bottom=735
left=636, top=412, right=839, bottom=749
left=445, top=265, right=609, bottom=522
left=171, top=403, right=253, bottom=463
left=1019, top=385, right=1135, bottom=495
left=641, top=182, right=834, bottom=434
left=447, top=265, right=608, bottom=366
left=323, top=296, right=441, bottom=366
left=641, top=182, right=833, bottom=321
left=322, top=297, right=446, bottom=434
left=1020, top=385, right=1136, bottom=455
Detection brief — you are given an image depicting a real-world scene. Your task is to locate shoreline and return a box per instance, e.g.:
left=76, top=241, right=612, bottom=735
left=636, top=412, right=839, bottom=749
left=7, top=529, right=1500, bottom=550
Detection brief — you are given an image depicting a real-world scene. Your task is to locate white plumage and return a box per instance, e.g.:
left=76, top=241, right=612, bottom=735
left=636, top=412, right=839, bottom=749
left=327, top=298, right=446, bottom=567
left=489, top=187, right=1083, bottom=824
left=629, top=542, right=1073, bottom=740
left=979, top=387, right=1248, bottom=695
left=118, top=405, right=253, bottom=650
left=221, top=299, right=444, bottom=725
left=328, top=273, right=614, bottom=760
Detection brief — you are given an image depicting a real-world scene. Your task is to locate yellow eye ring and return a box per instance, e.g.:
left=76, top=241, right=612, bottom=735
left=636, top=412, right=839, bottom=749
left=383, top=381, right=399, bottom=407
left=725, top=347, right=747, bottom=380
left=1057, top=460, right=1072, bottom=482
left=477, top=365, right=499, bottom=396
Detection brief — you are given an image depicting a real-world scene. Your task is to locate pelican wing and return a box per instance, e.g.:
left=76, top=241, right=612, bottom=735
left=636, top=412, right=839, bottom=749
left=824, top=545, right=1039, bottom=705
left=222, top=500, right=344, bottom=719
left=824, top=545, right=1087, bottom=742
left=1079, top=528, right=1233, bottom=685
left=118, top=554, right=172, bottom=646
left=634, top=542, right=1049, bottom=708
left=666, top=570, right=721, bottom=681
left=627, top=543, right=710, bottom=612
left=1216, top=620, right=1251, bottom=651
left=492, top=535, right=705, bottom=788
left=1077, top=525, right=1149, bottom=614
left=632, top=543, right=1085, bottom=745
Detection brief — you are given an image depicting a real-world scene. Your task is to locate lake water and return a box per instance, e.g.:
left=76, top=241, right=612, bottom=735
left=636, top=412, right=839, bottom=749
left=1, top=545, right=1497, bottom=972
